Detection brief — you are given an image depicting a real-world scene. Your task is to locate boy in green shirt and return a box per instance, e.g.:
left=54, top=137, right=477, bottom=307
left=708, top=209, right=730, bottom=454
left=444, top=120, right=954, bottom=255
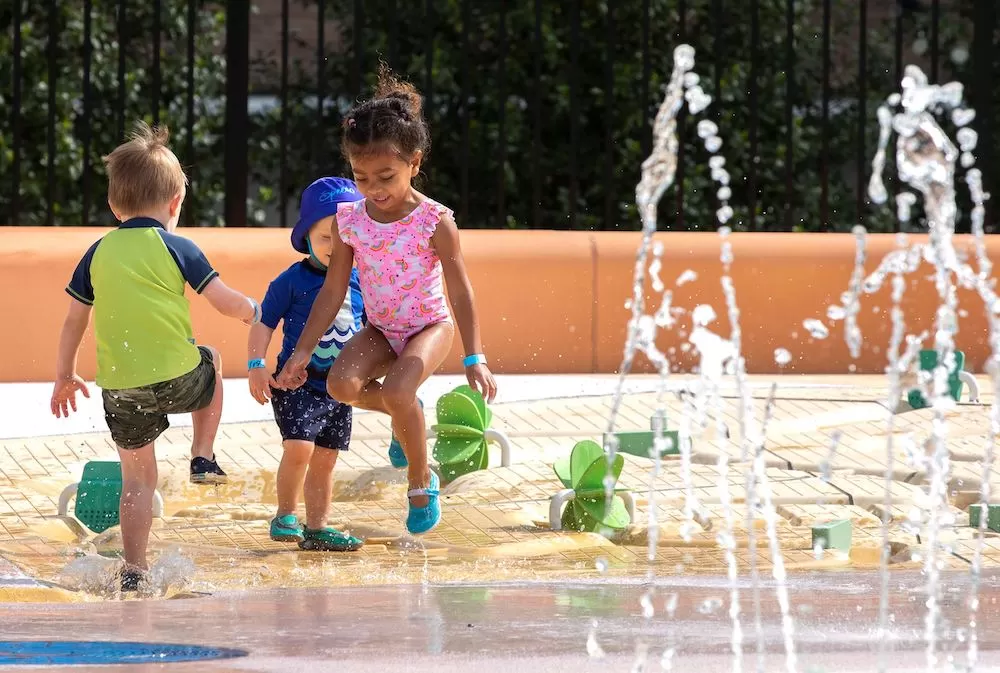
left=50, top=122, right=260, bottom=592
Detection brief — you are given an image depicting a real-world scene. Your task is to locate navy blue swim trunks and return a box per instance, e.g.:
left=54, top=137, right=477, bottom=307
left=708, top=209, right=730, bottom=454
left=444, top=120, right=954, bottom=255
left=270, top=385, right=352, bottom=450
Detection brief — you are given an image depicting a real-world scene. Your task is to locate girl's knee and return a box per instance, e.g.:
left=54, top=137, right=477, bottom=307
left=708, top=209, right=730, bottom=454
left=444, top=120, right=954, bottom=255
left=327, top=375, right=362, bottom=404
left=380, top=379, right=417, bottom=414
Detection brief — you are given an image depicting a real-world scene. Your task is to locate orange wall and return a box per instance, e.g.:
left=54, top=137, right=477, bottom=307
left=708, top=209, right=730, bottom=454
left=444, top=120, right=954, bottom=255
left=1, top=226, right=997, bottom=383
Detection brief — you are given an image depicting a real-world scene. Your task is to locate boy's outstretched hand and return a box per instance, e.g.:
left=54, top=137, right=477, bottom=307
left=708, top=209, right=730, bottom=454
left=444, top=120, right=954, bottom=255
left=50, top=375, right=90, bottom=418
left=248, top=368, right=279, bottom=405
left=466, top=363, right=497, bottom=403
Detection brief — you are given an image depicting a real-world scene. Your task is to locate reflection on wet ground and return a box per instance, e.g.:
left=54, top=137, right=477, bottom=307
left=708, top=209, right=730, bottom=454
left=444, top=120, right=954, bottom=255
left=2, top=574, right=1000, bottom=672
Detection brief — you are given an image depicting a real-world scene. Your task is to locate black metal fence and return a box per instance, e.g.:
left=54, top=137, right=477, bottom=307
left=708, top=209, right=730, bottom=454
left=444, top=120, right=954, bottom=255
left=1, top=1, right=995, bottom=232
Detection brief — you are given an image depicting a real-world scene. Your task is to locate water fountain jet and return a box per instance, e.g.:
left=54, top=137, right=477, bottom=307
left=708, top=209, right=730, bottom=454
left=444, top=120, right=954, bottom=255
left=607, top=44, right=797, bottom=673
left=827, top=64, right=997, bottom=672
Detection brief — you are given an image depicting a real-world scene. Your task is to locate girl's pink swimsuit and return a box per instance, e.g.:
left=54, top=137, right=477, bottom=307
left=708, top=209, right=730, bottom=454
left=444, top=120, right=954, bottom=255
left=336, top=198, right=453, bottom=354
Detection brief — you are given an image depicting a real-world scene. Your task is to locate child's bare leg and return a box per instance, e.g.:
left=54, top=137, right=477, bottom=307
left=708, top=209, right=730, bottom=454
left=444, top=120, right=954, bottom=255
left=327, top=324, right=395, bottom=412
left=190, top=346, right=223, bottom=461
left=117, top=442, right=159, bottom=570
left=276, top=440, right=314, bottom=517
left=303, top=448, right=339, bottom=529
left=390, top=409, right=427, bottom=498
left=381, top=322, right=456, bottom=506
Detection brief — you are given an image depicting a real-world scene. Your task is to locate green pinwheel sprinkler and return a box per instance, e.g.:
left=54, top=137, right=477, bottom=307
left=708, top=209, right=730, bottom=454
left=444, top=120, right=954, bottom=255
left=549, top=440, right=635, bottom=534
left=902, top=349, right=980, bottom=410
left=431, top=385, right=511, bottom=483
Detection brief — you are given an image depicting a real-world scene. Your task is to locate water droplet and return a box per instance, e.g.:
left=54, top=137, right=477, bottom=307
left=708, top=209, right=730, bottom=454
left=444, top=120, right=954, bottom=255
left=716, top=186, right=732, bottom=201
left=685, top=86, right=712, bottom=114
left=676, top=269, right=697, bottom=286
left=961, top=152, right=975, bottom=168
left=697, top=120, right=718, bottom=139
left=704, top=136, right=723, bottom=153
left=683, top=72, right=700, bottom=88
left=711, top=168, right=730, bottom=185
left=868, top=175, right=888, bottom=205
left=941, top=82, right=965, bottom=108
left=952, top=107, right=976, bottom=127
left=586, top=623, right=606, bottom=659
left=709, top=155, right=725, bottom=170
left=896, top=191, right=917, bottom=222
left=720, top=243, right=733, bottom=266
left=957, top=127, right=979, bottom=152
left=827, top=305, right=846, bottom=321
left=696, top=597, right=723, bottom=614
left=692, top=304, right=717, bottom=327
left=640, top=592, right=655, bottom=619
left=595, top=557, right=608, bottom=573
left=660, top=647, right=676, bottom=671
left=774, top=348, right=792, bottom=366
left=803, top=319, right=829, bottom=340
left=664, top=592, right=679, bottom=616
left=673, top=44, right=695, bottom=71
left=716, top=205, right=733, bottom=224
left=912, top=37, right=928, bottom=56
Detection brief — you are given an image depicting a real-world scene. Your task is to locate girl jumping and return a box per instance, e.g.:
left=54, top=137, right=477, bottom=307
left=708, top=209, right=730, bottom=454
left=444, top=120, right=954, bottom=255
left=275, top=65, right=497, bottom=535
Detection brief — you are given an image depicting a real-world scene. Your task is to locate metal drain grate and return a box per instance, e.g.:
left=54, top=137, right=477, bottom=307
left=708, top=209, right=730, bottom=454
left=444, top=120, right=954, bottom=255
left=0, top=641, right=248, bottom=665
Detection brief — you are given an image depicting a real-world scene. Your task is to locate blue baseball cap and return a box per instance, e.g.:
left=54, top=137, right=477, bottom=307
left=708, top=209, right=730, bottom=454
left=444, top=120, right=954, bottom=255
left=291, top=177, right=363, bottom=254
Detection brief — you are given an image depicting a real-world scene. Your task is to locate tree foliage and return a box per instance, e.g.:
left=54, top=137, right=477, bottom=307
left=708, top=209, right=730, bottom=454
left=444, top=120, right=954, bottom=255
left=0, top=1, right=228, bottom=226
left=0, top=0, right=983, bottom=232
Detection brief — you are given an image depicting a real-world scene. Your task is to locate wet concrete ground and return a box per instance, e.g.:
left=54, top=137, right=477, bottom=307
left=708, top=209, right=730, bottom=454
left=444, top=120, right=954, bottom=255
left=4, top=376, right=999, bottom=597
left=2, top=572, right=1000, bottom=671
left=3, top=376, right=1000, bottom=670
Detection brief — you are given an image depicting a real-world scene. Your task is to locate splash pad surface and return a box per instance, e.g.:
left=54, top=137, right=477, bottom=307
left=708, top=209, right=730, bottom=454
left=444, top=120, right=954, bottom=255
left=2, top=374, right=1000, bottom=671
left=2, top=374, right=999, bottom=591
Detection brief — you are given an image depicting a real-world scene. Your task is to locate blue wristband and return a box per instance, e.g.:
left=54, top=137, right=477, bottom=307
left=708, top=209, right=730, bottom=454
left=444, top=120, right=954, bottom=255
left=463, top=353, right=487, bottom=368
left=248, top=358, right=266, bottom=370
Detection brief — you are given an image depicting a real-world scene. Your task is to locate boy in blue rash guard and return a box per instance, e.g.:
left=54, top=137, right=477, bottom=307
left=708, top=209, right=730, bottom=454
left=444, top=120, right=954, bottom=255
left=246, top=177, right=366, bottom=551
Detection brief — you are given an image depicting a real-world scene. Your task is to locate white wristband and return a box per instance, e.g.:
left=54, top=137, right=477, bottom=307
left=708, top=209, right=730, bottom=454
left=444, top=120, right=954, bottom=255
left=248, top=298, right=261, bottom=324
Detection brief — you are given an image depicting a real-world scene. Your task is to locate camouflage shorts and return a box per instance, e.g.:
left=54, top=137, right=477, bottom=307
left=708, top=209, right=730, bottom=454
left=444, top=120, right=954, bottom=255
left=102, top=346, right=217, bottom=450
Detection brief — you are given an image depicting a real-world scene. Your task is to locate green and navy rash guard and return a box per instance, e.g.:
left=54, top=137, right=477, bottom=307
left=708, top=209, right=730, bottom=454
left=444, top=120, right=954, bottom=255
left=66, top=217, right=219, bottom=391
